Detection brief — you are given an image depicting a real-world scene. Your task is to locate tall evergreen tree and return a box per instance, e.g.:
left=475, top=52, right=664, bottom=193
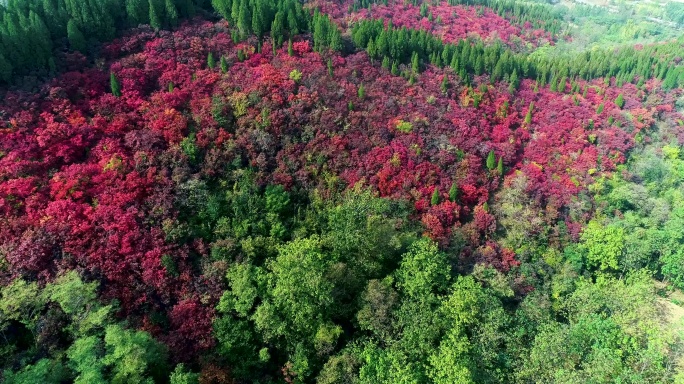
left=212, top=0, right=232, bottom=20
left=67, top=18, right=86, bottom=52
left=110, top=72, right=122, bottom=97
left=0, top=53, right=13, bottom=83
left=207, top=52, right=215, bottom=69
left=165, top=0, right=179, bottom=28
left=486, top=150, right=496, bottom=170
left=125, top=0, right=150, bottom=26
left=149, top=0, right=164, bottom=30
left=220, top=56, right=228, bottom=73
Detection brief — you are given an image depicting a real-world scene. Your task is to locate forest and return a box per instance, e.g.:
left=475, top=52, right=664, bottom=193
left=1, top=0, right=684, bottom=382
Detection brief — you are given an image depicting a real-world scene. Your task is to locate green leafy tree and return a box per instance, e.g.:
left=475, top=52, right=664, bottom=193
left=169, top=364, right=199, bottom=384
left=580, top=219, right=624, bottom=271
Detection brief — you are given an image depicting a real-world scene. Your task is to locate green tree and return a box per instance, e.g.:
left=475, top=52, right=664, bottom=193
left=67, top=19, right=87, bottom=52
left=358, top=83, right=365, bottom=99
left=448, top=183, right=458, bottom=202
left=431, top=188, right=440, bottom=206
left=126, top=0, right=150, bottom=26
left=211, top=0, right=232, bottom=20
left=0, top=53, right=12, bottom=83
left=580, top=219, right=624, bottom=271
left=207, top=52, right=216, bottom=69
left=148, top=0, right=163, bottom=30
left=220, top=55, right=228, bottom=73
left=615, top=93, right=624, bottom=109
left=165, top=0, right=179, bottom=28
left=110, top=72, right=121, bottom=97
left=486, top=150, right=496, bottom=170
left=170, top=364, right=199, bottom=384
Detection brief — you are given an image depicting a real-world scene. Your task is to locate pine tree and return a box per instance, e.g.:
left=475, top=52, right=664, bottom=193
left=431, top=188, right=440, bottom=206
left=497, top=156, right=503, bottom=175
left=67, top=19, right=87, bottom=52
left=288, top=38, right=294, bottom=56
left=327, top=58, right=333, bottom=77
left=441, top=75, right=449, bottom=94
left=411, top=51, right=419, bottom=73
left=110, top=72, right=122, bottom=97
left=615, top=93, right=624, bottom=109
left=486, top=150, right=496, bottom=170
left=358, top=83, right=365, bottom=99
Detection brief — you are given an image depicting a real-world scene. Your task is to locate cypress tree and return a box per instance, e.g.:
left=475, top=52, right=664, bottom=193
left=149, top=0, right=163, bottom=30
left=486, top=150, right=496, bottom=170
left=358, top=83, right=365, bottom=99
left=441, top=75, right=449, bottom=94
left=288, top=38, right=294, bottom=56
left=329, top=25, right=342, bottom=52
left=431, top=188, right=440, bottom=206
left=237, top=0, right=251, bottom=37
left=211, top=0, right=232, bottom=20
left=126, top=0, right=150, bottom=26
left=220, top=56, right=228, bottom=73
left=615, top=93, right=624, bottom=109
left=207, top=52, right=216, bottom=69
left=271, top=11, right=285, bottom=47
left=524, top=102, right=533, bottom=125
left=497, top=157, right=503, bottom=175
left=448, top=183, right=458, bottom=202
left=67, top=19, right=87, bottom=52
left=382, top=56, right=390, bottom=69
left=165, top=0, right=179, bottom=28
left=0, top=53, right=12, bottom=83
left=110, top=72, right=122, bottom=97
